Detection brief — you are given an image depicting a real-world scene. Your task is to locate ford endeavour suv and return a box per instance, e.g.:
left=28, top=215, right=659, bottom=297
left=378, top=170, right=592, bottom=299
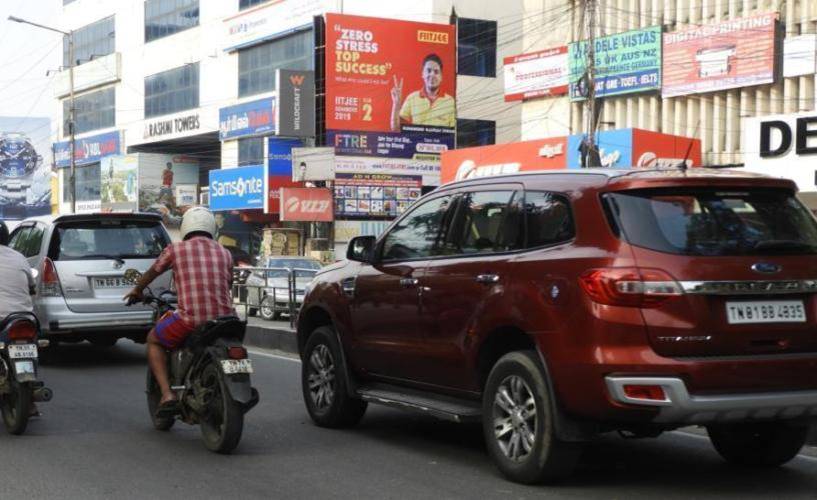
left=296, top=168, right=817, bottom=484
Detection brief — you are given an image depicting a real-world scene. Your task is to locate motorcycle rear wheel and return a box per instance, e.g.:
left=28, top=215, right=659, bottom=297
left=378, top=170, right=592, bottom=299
left=2, top=381, right=31, bottom=435
left=199, top=362, right=243, bottom=454
left=146, top=369, right=175, bottom=431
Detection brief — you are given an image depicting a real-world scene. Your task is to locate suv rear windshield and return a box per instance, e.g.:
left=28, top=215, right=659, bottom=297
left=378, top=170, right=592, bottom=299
left=605, top=188, right=817, bottom=256
left=49, top=220, right=169, bottom=261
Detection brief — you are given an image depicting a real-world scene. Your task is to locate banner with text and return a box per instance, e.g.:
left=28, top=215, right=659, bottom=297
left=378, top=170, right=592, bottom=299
left=280, top=187, right=333, bottom=221
left=334, top=173, right=422, bottom=218
left=209, top=165, right=267, bottom=211
left=504, top=46, right=568, bottom=101
left=54, top=130, right=122, bottom=168
left=219, top=97, right=276, bottom=140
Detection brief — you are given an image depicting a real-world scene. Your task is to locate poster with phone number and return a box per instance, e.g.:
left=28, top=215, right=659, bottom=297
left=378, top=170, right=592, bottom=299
left=334, top=173, right=422, bottom=218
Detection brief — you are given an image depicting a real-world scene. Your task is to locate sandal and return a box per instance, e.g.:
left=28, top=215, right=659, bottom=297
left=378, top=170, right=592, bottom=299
left=155, top=400, right=179, bottom=419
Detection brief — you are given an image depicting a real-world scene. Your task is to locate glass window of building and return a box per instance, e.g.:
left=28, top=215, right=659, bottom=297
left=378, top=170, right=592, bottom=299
left=145, top=0, right=199, bottom=43
left=63, top=87, right=115, bottom=137
left=238, top=30, right=313, bottom=97
left=144, top=63, right=200, bottom=118
left=238, top=137, right=264, bottom=166
left=62, top=163, right=101, bottom=204
left=457, top=119, right=495, bottom=148
left=64, top=16, right=115, bottom=68
left=457, top=18, right=497, bottom=77
left=239, top=0, right=269, bottom=10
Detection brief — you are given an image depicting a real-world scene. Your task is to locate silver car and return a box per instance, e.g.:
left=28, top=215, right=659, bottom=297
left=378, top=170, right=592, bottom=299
left=8, top=213, right=173, bottom=346
left=244, top=256, right=321, bottom=321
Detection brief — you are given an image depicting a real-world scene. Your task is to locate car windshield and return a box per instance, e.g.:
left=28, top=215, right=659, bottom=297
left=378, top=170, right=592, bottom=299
left=51, top=220, right=169, bottom=261
left=265, top=258, right=321, bottom=278
left=605, top=188, right=817, bottom=256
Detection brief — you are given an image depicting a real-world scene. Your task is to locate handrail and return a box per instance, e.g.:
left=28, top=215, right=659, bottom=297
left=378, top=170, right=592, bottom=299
left=231, top=266, right=319, bottom=328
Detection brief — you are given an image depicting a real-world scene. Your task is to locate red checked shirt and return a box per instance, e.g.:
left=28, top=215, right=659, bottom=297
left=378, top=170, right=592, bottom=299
left=152, top=236, right=235, bottom=327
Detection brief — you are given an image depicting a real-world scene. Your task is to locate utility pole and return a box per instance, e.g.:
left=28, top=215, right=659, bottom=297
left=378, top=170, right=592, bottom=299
left=582, top=0, right=601, bottom=167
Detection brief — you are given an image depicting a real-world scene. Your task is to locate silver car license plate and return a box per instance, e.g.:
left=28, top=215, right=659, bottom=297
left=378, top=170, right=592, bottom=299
left=8, top=344, right=37, bottom=359
left=220, top=359, right=253, bottom=374
left=94, top=278, right=129, bottom=289
left=726, top=301, right=806, bottom=324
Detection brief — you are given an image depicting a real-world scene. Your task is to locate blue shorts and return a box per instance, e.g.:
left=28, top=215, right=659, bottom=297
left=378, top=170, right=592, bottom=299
left=154, top=312, right=195, bottom=349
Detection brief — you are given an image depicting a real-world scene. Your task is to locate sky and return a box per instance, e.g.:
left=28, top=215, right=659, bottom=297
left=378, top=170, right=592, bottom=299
left=0, top=0, right=61, bottom=145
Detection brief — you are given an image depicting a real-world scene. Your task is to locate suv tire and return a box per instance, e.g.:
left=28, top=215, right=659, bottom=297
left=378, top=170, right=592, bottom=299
left=482, top=350, right=582, bottom=484
left=707, top=422, right=809, bottom=467
left=301, top=326, right=367, bottom=428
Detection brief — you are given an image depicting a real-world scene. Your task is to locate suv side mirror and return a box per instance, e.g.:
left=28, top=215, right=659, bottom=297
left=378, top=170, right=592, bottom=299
left=347, top=236, right=376, bottom=263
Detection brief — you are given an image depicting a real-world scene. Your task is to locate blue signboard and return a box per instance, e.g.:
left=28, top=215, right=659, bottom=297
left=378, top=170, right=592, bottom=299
left=566, top=129, right=633, bottom=168
left=54, top=131, right=121, bottom=168
left=209, top=165, right=266, bottom=211
left=267, top=138, right=303, bottom=176
left=327, top=130, right=454, bottom=159
left=219, top=97, right=276, bottom=140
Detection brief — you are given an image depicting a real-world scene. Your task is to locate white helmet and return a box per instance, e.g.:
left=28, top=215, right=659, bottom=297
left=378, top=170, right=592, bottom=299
left=180, top=206, right=216, bottom=240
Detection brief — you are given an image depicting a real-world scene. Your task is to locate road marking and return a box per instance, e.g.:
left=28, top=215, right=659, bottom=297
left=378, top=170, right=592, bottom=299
left=248, top=348, right=300, bottom=363
left=675, top=429, right=817, bottom=462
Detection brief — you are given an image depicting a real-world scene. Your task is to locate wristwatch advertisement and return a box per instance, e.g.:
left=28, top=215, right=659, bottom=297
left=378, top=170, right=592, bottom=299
left=0, top=131, right=51, bottom=220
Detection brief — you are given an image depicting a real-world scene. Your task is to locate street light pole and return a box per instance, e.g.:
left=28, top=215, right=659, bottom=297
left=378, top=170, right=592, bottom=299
left=8, top=15, right=76, bottom=213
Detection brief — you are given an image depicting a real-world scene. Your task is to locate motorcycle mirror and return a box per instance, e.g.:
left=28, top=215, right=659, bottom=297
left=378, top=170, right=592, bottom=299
left=123, top=268, right=143, bottom=285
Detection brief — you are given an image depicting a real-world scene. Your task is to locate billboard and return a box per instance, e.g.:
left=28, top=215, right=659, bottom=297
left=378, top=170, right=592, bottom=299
left=138, top=154, right=199, bottom=228
left=292, top=147, right=335, bottom=181
left=334, top=173, right=421, bottom=218
left=662, top=13, right=778, bottom=97
left=219, top=97, right=276, bottom=140
left=280, top=187, right=333, bottom=221
left=0, top=117, right=51, bottom=219
left=276, top=70, right=315, bottom=138
left=743, top=111, right=817, bottom=192
left=440, top=137, right=567, bottom=184
left=327, top=130, right=453, bottom=159
left=568, top=26, right=661, bottom=100
left=222, top=0, right=331, bottom=52
left=334, top=156, right=440, bottom=186
left=783, top=34, right=817, bottom=78
left=503, top=47, right=569, bottom=102
left=267, top=138, right=304, bottom=213
left=325, top=13, right=456, bottom=147
left=100, top=155, right=138, bottom=211
left=209, top=165, right=267, bottom=212
left=54, top=130, right=121, bottom=168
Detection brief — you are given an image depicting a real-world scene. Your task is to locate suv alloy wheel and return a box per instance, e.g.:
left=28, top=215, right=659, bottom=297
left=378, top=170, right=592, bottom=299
left=482, top=351, right=582, bottom=484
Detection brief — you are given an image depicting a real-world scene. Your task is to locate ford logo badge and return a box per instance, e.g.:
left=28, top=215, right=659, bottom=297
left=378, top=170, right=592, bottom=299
left=751, top=262, right=781, bottom=274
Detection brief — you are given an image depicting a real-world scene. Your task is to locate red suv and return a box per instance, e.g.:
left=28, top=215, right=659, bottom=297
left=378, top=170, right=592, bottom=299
left=297, top=169, right=817, bottom=483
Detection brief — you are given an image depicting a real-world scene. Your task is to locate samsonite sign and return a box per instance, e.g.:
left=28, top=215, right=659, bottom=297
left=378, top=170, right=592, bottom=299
left=279, top=187, right=333, bottom=221
left=743, top=111, right=817, bottom=192
left=209, top=165, right=267, bottom=211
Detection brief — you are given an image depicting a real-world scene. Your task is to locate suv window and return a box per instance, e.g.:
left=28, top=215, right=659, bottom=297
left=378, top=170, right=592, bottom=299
left=381, top=195, right=453, bottom=261
left=442, top=190, right=521, bottom=255
left=22, top=225, right=44, bottom=257
left=49, top=220, right=170, bottom=261
left=605, top=188, right=817, bottom=256
left=525, top=191, right=575, bottom=248
left=8, top=226, right=31, bottom=254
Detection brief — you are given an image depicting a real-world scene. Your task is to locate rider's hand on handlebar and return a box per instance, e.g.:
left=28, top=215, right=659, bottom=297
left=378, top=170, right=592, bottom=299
left=123, top=287, right=144, bottom=306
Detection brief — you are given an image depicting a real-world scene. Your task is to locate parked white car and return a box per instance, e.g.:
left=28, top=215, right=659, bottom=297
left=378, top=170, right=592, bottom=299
left=244, top=256, right=321, bottom=321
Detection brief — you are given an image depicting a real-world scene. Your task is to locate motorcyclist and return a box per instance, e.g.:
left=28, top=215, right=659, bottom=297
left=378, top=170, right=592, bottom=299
left=123, top=207, right=235, bottom=417
left=0, top=221, right=36, bottom=319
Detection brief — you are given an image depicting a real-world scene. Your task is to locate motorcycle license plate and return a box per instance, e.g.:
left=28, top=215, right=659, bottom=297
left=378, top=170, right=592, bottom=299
left=8, top=344, right=37, bottom=359
left=220, top=359, right=253, bottom=375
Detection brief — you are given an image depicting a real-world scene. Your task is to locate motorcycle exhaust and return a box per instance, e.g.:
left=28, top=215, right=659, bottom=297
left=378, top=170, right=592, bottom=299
left=32, top=387, right=53, bottom=402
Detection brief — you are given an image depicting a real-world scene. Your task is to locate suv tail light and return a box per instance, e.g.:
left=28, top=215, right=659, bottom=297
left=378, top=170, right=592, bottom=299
left=39, top=258, right=62, bottom=297
left=7, top=320, right=37, bottom=341
left=579, top=267, right=682, bottom=308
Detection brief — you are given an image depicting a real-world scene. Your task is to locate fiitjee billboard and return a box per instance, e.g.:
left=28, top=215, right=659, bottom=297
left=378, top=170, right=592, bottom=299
left=440, top=137, right=567, bottom=184
left=662, top=12, right=778, bottom=98
left=280, top=187, right=333, bottom=221
left=503, top=46, right=568, bottom=102
left=325, top=13, right=456, bottom=150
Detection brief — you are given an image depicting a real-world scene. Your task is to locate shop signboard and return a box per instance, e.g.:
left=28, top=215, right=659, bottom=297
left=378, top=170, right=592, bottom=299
left=219, top=97, right=276, bottom=140
left=325, top=13, right=456, bottom=152
left=280, top=187, right=333, bottom=221
left=292, top=147, right=335, bottom=181
left=630, top=129, right=701, bottom=169
left=327, top=130, right=453, bottom=159
left=334, top=173, right=422, bottom=218
left=662, top=13, right=778, bottom=98
left=568, top=26, right=661, bottom=100
left=223, top=0, right=331, bottom=52
left=334, top=156, right=440, bottom=186
left=440, top=136, right=567, bottom=184
left=0, top=117, right=51, bottom=219
left=566, top=129, right=634, bottom=168
left=267, top=138, right=304, bottom=213
left=100, top=155, right=138, bottom=211
left=209, top=165, right=267, bottom=212
left=504, top=46, right=569, bottom=102
left=276, top=70, right=315, bottom=138
left=784, top=34, right=817, bottom=78
left=54, top=130, right=121, bottom=168
left=743, top=111, right=817, bottom=192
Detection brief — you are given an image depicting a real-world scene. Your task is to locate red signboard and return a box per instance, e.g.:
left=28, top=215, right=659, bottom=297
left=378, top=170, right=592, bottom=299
left=325, top=13, right=457, bottom=133
left=631, top=129, right=702, bottom=169
left=662, top=12, right=778, bottom=97
left=440, top=137, right=568, bottom=184
left=280, top=187, right=334, bottom=222
left=266, top=176, right=302, bottom=214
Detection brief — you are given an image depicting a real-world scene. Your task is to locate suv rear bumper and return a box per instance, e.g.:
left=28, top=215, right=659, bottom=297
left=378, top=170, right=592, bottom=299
left=606, top=376, right=817, bottom=424
left=35, top=298, right=153, bottom=334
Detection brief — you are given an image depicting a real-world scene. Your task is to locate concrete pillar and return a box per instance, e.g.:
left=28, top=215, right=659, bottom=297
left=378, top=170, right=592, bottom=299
left=649, top=96, right=660, bottom=131
left=771, top=81, right=784, bottom=114
left=755, top=88, right=769, bottom=117
left=661, top=98, right=674, bottom=134
left=713, top=94, right=726, bottom=164
left=739, top=89, right=754, bottom=164
left=689, top=0, right=700, bottom=24
left=726, top=91, right=739, bottom=164
left=663, top=0, right=676, bottom=25
left=674, top=99, right=687, bottom=137
left=700, top=96, right=713, bottom=161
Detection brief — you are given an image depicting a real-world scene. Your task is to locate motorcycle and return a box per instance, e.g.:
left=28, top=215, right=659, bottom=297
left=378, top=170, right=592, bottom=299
left=0, top=312, right=53, bottom=435
left=123, top=269, right=259, bottom=453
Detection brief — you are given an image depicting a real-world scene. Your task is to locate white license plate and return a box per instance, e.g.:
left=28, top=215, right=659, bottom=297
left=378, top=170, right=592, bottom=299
left=14, top=361, right=34, bottom=374
left=726, top=301, right=806, bottom=324
left=220, top=359, right=253, bottom=375
left=93, top=278, right=129, bottom=289
left=8, top=344, right=37, bottom=359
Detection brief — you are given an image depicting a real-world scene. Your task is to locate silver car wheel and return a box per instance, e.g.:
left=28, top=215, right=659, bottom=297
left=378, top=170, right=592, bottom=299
left=492, top=375, right=537, bottom=462
left=307, top=344, right=336, bottom=411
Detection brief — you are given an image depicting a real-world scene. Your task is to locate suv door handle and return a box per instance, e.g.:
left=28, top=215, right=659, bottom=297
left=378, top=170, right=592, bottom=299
left=399, top=278, right=419, bottom=287
left=475, top=274, right=500, bottom=284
